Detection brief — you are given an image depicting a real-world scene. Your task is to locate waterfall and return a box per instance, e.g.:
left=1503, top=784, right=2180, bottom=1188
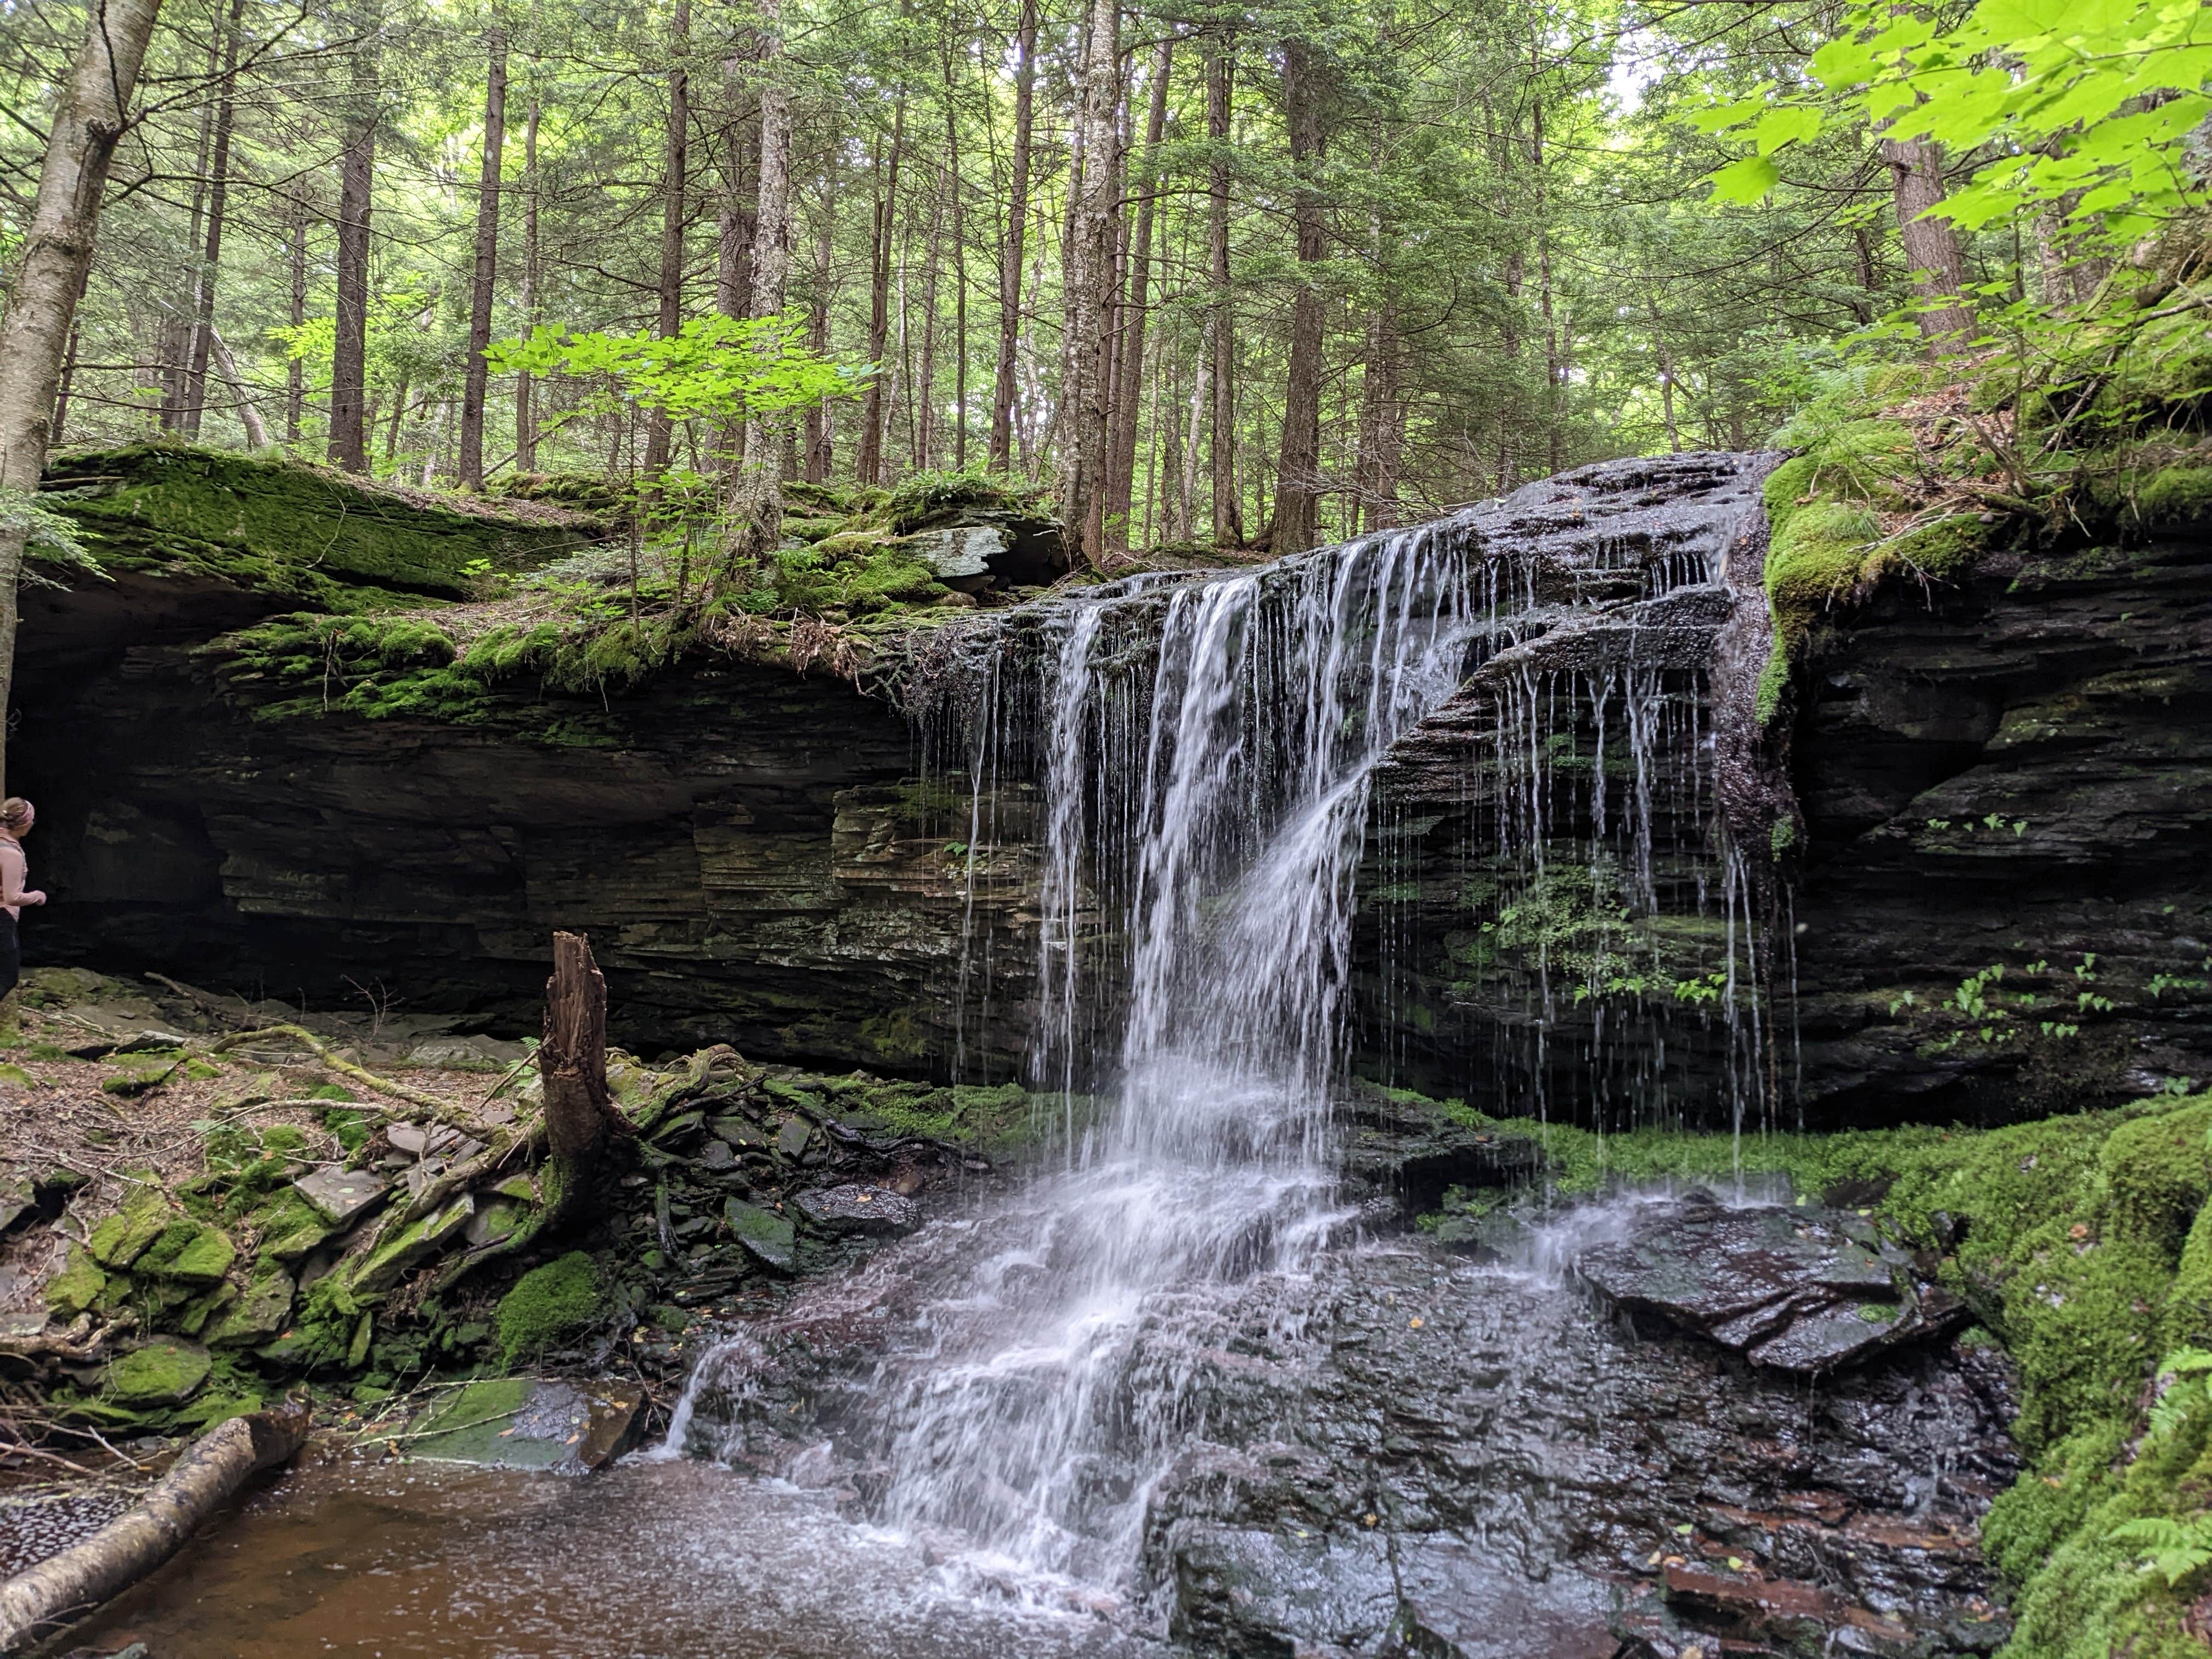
left=867, top=523, right=1477, bottom=1582
left=667, top=452, right=1786, bottom=1605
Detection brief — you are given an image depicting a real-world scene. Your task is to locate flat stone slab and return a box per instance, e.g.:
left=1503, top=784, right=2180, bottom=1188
left=794, top=1184, right=919, bottom=1237
left=408, top=1378, right=647, bottom=1471
left=723, top=1199, right=795, bottom=1271
left=293, top=1167, right=388, bottom=1227
left=1571, top=1191, right=1965, bottom=1374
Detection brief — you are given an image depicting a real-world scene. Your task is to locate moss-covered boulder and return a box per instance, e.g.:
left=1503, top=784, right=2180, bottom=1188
left=43, top=442, right=599, bottom=607
left=136, top=1218, right=238, bottom=1284
left=44, top=1246, right=107, bottom=1316
left=104, top=1339, right=212, bottom=1406
left=494, top=1251, right=603, bottom=1364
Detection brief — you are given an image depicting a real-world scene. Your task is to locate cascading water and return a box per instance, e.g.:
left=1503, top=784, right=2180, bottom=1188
left=864, top=525, right=1478, bottom=1582
left=668, top=453, right=1795, bottom=1610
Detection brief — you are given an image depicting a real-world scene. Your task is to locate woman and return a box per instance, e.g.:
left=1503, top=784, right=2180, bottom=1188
left=0, top=798, right=46, bottom=999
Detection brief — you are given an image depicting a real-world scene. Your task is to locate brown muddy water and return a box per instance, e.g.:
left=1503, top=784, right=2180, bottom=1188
left=54, top=1455, right=1158, bottom=1658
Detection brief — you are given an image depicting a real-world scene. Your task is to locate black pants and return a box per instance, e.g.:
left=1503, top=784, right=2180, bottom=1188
left=0, top=910, right=20, bottom=1000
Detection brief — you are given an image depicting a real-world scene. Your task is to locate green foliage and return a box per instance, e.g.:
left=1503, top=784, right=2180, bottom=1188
left=488, top=313, right=864, bottom=427
left=1698, top=0, right=2212, bottom=247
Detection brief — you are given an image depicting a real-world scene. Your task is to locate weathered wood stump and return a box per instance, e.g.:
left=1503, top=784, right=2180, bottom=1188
left=539, top=929, right=624, bottom=1229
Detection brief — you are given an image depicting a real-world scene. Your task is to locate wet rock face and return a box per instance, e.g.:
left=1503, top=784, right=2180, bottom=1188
left=1354, top=461, right=2212, bottom=1131
left=1784, top=535, right=2212, bottom=1124
left=674, top=1214, right=2017, bottom=1659
left=1566, top=1192, right=1967, bottom=1375
left=1141, top=1247, right=2015, bottom=1658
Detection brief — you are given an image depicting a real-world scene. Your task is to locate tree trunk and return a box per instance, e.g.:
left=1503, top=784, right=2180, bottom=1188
left=0, top=1404, right=309, bottom=1650
left=1355, top=307, right=1398, bottom=533
left=1206, top=42, right=1241, bottom=548
left=1880, top=138, right=1974, bottom=353
left=1176, top=335, right=1208, bottom=541
left=716, top=59, right=760, bottom=322
left=207, top=328, right=269, bottom=447
left=859, top=101, right=905, bottom=486
left=1053, top=0, right=1120, bottom=569
left=1105, top=33, right=1171, bottom=552
left=329, top=10, right=382, bottom=473
left=1267, top=38, right=1327, bottom=556
left=721, top=0, right=793, bottom=572
left=458, top=24, right=508, bottom=489
left=184, top=0, right=245, bottom=438
left=163, top=27, right=222, bottom=432
left=1532, top=89, right=1560, bottom=476
left=286, top=207, right=307, bottom=444
left=0, top=0, right=167, bottom=794
left=539, top=931, right=622, bottom=1231
left=1647, top=296, right=1680, bottom=453
left=803, top=191, right=832, bottom=481
left=941, top=40, right=969, bottom=471
left=516, top=81, right=541, bottom=471
left=643, top=0, right=691, bottom=479
left=52, top=325, right=80, bottom=449
left=987, top=0, right=1038, bottom=473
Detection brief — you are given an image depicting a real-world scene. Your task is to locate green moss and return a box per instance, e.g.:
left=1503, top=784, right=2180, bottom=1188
left=43, top=442, right=593, bottom=606
left=89, top=1189, right=175, bottom=1267
left=104, top=1339, right=212, bottom=1405
left=494, top=1250, right=602, bottom=1364
left=44, top=1246, right=107, bottom=1316
left=136, top=1220, right=238, bottom=1284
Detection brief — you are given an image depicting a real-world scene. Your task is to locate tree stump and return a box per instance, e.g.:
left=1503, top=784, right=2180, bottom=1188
left=539, top=930, right=623, bottom=1229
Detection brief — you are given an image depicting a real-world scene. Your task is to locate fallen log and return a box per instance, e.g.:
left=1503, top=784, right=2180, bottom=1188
left=0, top=1402, right=310, bottom=1651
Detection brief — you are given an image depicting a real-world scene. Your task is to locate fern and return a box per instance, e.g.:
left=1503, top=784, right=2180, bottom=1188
left=2111, top=1516, right=2212, bottom=1587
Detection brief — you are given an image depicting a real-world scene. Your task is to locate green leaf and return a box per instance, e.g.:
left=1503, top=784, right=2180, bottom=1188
left=1707, top=154, right=1781, bottom=204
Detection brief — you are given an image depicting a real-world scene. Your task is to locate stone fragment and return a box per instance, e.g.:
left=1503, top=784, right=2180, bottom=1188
left=709, top=1115, right=766, bottom=1149
left=699, top=1139, right=734, bottom=1170
left=465, top=1199, right=525, bottom=1248
left=388, top=1123, right=429, bottom=1155
left=294, top=1167, right=388, bottom=1227
left=352, top=1194, right=476, bottom=1294
left=775, top=1117, right=812, bottom=1160
left=88, top=1191, right=174, bottom=1268
left=407, top=1377, right=646, bottom=1472
left=1571, top=1191, right=1965, bottom=1374
left=104, top=1339, right=212, bottom=1406
left=724, top=1199, right=795, bottom=1271
left=794, top=1184, right=919, bottom=1237
left=209, top=1271, right=295, bottom=1348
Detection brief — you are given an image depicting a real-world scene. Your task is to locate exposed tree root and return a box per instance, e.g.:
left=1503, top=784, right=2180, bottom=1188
left=205, top=1024, right=483, bottom=1132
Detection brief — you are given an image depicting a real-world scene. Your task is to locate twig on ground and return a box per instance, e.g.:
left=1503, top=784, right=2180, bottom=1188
left=205, top=1025, right=481, bottom=1131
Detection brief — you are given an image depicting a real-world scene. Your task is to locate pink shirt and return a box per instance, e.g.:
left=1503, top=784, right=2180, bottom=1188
left=0, top=839, right=29, bottom=919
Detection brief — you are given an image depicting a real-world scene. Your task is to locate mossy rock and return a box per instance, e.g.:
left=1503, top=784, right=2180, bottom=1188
left=137, top=1219, right=238, bottom=1284
left=722, top=1200, right=795, bottom=1272
left=43, top=442, right=595, bottom=606
left=349, top=1195, right=477, bottom=1295
left=104, top=1339, right=212, bottom=1406
left=44, top=1246, right=107, bottom=1316
left=495, top=1251, right=603, bottom=1363
left=88, top=1189, right=176, bottom=1268
left=208, top=1271, right=295, bottom=1348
